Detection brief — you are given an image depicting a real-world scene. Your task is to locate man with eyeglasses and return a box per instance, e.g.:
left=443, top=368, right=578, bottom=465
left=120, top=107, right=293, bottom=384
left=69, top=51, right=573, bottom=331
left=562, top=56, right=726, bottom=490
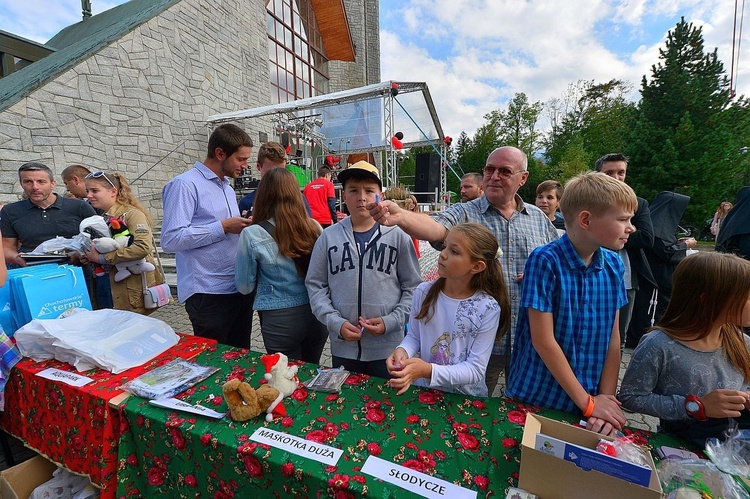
left=369, top=146, right=558, bottom=395
left=1, top=162, right=96, bottom=268
left=161, top=124, right=255, bottom=348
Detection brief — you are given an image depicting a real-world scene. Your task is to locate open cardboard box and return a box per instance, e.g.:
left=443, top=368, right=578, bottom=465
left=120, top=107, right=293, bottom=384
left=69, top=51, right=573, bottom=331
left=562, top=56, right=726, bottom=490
left=0, top=455, right=57, bottom=499
left=519, top=414, right=662, bottom=498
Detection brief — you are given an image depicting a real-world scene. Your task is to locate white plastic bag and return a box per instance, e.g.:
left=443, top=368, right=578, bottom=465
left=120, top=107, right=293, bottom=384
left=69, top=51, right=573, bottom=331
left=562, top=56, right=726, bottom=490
left=30, top=466, right=99, bottom=499
left=15, top=309, right=178, bottom=373
left=28, top=236, right=76, bottom=255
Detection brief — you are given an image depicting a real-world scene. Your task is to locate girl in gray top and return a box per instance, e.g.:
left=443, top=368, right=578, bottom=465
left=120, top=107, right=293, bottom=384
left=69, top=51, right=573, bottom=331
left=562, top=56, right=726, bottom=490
left=619, top=252, right=750, bottom=446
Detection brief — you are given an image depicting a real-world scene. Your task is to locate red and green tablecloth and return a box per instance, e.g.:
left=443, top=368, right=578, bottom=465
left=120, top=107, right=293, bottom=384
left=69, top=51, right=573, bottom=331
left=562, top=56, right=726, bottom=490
left=116, top=344, right=690, bottom=498
left=0, top=334, right=215, bottom=496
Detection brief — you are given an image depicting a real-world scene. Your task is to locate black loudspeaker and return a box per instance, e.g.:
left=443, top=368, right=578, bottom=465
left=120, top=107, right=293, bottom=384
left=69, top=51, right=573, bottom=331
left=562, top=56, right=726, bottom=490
left=414, top=153, right=441, bottom=203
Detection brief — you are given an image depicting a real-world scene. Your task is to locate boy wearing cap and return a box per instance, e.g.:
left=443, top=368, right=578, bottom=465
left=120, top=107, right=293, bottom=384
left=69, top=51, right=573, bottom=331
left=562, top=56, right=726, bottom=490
left=306, top=161, right=422, bottom=378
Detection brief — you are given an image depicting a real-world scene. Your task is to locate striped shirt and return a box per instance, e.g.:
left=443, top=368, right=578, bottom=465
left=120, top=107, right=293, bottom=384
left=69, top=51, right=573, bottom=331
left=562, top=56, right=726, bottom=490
left=435, top=194, right=559, bottom=355
left=505, top=234, right=627, bottom=413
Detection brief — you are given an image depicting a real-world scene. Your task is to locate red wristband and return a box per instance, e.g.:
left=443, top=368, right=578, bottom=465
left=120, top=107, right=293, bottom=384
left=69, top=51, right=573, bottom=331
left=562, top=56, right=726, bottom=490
left=583, top=395, right=595, bottom=418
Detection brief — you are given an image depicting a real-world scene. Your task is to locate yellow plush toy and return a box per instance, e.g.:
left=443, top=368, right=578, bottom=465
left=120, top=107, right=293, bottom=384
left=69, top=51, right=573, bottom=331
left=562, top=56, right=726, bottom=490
left=222, top=378, right=280, bottom=422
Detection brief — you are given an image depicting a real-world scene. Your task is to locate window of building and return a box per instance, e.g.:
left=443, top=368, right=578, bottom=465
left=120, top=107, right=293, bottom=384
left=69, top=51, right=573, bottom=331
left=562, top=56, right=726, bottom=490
left=267, top=0, right=329, bottom=104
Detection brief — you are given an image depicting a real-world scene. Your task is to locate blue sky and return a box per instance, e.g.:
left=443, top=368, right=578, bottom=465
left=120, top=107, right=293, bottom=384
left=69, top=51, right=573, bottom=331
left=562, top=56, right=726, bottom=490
left=2, top=0, right=747, bottom=139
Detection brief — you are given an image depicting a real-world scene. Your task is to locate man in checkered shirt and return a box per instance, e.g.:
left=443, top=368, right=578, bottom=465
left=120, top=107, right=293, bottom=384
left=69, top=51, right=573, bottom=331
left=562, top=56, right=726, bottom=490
left=369, top=146, right=558, bottom=395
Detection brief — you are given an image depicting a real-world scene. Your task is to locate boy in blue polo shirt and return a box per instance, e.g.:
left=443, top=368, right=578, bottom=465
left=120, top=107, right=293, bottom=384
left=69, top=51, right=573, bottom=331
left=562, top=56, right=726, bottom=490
left=506, top=172, right=637, bottom=435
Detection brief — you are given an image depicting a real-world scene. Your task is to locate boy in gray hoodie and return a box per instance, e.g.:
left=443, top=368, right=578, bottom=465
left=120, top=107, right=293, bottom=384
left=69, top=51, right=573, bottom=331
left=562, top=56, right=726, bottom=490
left=306, top=161, right=422, bottom=378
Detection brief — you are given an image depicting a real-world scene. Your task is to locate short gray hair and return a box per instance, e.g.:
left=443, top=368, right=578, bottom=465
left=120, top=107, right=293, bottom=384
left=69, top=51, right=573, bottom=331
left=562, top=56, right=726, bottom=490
left=18, top=162, right=54, bottom=182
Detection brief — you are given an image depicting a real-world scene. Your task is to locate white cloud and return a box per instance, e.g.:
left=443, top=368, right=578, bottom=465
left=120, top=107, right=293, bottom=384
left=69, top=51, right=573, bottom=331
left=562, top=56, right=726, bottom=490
left=4, top=0, right=750, bottom=140
left=380, top=0, right=750, bottom=139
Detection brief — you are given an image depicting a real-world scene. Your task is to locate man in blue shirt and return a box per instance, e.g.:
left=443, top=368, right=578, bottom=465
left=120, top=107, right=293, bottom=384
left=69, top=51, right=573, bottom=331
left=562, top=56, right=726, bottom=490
left=506, top=172, right=636, bottom=436
left=161, top=124, right=254, bottom=347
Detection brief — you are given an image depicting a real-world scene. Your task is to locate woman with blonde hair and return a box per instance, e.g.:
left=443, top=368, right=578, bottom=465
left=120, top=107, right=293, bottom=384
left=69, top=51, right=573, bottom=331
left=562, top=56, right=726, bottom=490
left=710, top=201, right=733, bottom=237
left=82, top=172, right=162, bottom=315
left=235, top=168, right=327, bottom=363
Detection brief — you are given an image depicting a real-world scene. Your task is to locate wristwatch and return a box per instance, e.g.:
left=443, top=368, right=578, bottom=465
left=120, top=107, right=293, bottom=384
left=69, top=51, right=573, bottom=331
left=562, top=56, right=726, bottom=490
left=685, top=395, right=708, bottom=421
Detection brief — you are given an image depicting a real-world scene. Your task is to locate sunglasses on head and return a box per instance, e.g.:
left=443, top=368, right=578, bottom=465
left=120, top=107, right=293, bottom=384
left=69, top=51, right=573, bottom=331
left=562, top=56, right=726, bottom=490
left=85, top=171, right=116, bottom=189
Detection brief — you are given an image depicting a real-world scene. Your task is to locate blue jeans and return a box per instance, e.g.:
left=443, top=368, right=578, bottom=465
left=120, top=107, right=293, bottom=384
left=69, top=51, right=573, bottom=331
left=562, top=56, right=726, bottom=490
left=94, top=274, right=114, bottom=309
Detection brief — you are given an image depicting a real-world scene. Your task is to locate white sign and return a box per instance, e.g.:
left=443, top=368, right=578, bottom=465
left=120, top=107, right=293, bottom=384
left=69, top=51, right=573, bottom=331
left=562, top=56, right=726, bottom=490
left=36, top=368, right=94, bottom=387
left=149, top=398, right=226, bottom=419
left=249, top=428, right=342, bottom=466
left=361, top=456, right=477, bottom=499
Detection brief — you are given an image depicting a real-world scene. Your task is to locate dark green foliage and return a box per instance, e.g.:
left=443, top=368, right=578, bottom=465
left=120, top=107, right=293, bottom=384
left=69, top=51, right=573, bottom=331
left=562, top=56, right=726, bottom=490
left=626, top=17, right=750, bottom=224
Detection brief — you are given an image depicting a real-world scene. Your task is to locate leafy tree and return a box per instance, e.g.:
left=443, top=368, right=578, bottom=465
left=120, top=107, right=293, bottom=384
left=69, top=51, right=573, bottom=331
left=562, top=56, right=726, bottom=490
left=626, top=17, right=749, bottom=224
left=485, top=92, right=544, bottom=154
left=544, top=79, right=635, bottom=171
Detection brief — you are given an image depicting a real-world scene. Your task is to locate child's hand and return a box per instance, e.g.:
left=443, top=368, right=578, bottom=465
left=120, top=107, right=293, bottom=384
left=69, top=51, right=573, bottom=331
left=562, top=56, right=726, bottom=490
left=386, top=347, right=408, bottom=375
left=591, top=394, right=626, bottom=430
left=388, top=358, right=432, bottom=396
left=701, top=389, right=749, bottom=418
left=585, top=417, right=619, bottom=437
left=338, top=322, right=363, bottom=341
left=359, top=316, right=385, bottom=336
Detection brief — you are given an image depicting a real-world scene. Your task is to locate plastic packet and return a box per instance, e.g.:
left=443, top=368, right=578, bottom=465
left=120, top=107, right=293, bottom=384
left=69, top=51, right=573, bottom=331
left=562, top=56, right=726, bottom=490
left=658, top=458, right=746, bottom=498
left=15, top=309, right=178, bottom=373
left=120, top=359, right=220, bottom=399
left=594, top=436, right=652, bottom=468
left=29, top=236, right=76, bottom=255
left=303, top=366, right=350, bottom=393
left=705, top=418, right=750, bottom=478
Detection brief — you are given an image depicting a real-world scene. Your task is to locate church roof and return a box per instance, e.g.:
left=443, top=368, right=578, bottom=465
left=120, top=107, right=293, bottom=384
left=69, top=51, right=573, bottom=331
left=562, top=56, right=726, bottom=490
left=0, top=0, right=178, bottom=113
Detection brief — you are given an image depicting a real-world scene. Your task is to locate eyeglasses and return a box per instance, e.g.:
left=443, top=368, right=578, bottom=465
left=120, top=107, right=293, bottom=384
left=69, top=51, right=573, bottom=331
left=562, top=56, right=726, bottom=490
left=483, top=166, right=526, bottom=180
left=85, top=171, right=116, bottom=189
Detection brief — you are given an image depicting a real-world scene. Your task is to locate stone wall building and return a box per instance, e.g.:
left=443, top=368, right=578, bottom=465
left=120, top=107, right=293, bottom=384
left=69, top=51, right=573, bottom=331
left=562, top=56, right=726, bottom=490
left=0, top=0, right=379, bottom=218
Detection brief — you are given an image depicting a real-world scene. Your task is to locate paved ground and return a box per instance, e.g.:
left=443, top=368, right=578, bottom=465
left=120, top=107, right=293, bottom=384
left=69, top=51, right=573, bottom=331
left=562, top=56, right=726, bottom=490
left=0, top=241, right=657, bottom=471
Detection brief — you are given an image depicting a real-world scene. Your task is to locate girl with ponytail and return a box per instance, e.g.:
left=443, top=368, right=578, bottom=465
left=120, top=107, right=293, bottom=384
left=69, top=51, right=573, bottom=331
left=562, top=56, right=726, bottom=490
left=620, top=251, right=750, bottom=445
left=386, top=223, right=510, bottom=397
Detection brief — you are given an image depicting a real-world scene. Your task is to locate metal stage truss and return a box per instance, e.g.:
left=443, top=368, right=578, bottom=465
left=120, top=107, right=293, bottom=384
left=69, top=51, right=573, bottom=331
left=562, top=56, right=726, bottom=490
left=206, top=81, right=449, bottom=200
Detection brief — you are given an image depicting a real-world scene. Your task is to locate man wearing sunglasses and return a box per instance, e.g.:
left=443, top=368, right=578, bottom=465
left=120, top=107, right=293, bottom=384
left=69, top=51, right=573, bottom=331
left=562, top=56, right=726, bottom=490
left=369, top=146, right=558, bottom=395
left=1, top=162, right=96, bottom=268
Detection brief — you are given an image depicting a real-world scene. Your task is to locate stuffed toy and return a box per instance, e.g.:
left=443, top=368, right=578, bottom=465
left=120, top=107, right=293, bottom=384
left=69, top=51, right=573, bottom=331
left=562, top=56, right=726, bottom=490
left=260, top=353, right=299, bottom=422
left=222, top=378, right=280, bottom=422
left=78, top=215, right=155, bottom=282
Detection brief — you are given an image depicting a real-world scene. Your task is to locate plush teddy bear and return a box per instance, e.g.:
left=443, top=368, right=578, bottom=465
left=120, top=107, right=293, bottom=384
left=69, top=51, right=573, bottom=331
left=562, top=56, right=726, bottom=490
left=260, top=353, right=300, bottom=422
left=78, top=215, right=155, bottom=282
left=222, top=378, right=280, bottom=422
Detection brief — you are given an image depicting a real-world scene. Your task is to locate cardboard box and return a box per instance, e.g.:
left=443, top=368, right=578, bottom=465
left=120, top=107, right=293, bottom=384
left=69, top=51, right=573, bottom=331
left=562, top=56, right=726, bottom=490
left=519, top=414, right=663, bottom=498
left=0, top=456, right=57, bottom=499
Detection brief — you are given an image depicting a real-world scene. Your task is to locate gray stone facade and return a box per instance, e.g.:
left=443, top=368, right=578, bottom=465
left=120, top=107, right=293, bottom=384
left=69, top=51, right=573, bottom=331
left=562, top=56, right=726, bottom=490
left=0, top=0, right=379, bottom=220
left=328, top=0, right=380, bottom=92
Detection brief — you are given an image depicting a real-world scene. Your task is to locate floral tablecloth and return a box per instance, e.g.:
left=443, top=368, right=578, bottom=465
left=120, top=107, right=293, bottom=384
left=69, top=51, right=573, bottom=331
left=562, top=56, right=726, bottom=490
left=116, top=344, right=691, bottom=498
left=0, top=334, right=215, bottom=496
